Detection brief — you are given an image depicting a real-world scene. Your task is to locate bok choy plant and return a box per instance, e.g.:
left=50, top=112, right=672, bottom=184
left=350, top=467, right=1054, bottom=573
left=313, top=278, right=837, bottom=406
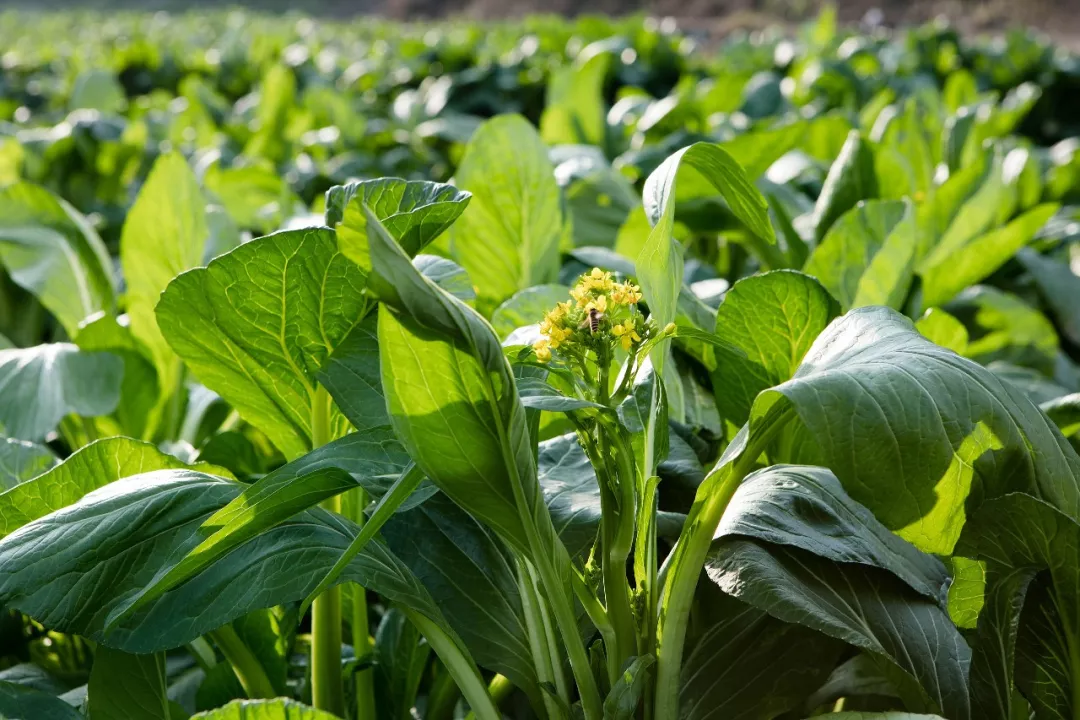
left=0, top=23, right=1078, bottom=716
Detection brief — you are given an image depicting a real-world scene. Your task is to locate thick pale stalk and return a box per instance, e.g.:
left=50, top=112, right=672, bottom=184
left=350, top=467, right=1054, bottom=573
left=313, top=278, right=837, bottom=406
left=310, top=385, right=345, bottom=716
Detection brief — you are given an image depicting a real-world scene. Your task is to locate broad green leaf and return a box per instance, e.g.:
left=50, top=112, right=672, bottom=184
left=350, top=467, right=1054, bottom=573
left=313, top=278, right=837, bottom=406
left=327, top=178, right=470, bottom=271
left=706, top=544, right=969, bottom=718
left=658, top=306, right=1080, bottom=709
left=373, top=609, right=431, bottom=720
left=722, top=119, right=808, bottom=180
left=681, top=586, right=842, bottom=720
left=565, top=170, right=638, bottom=249
left=369, top=206, right=553, bottom=557
left=0, top=436, right=232, bottom=538
left=491, top=285, right=570, bottom=340
left=1041, top=393, right=1080, bottom=437
left=315, top=314, right=388, bottom=434
left=803, top=199, right=917, bottom=311
left=710, top=271, right=839, bottom=426
left=1016, top=247, right=1080, bottom=346
left=540, top=44, right=611, bottom=147
left=0, top=469, right=461, bottom=656
left=88, top=648, right=168, bottom=720
left=947, top=557, right=986, bottom=629
left=120, top=152, right=209, bottom=433
left=0, top=437, right=55, bottom=489
left=70, top=70, right=125, bottom=112
left=0, top=681, right=83, bottom=720
left=638, top=142, right=774, bottom=368
left=449, top=115, right=562, bottom=309
left=157, top=227, right=365, bottom=460
left=718, top=466, right=952, bottom=601
left=920, top=203, right=1059, bottom=307
left=957, top=494, right=1080, bottom=719
left=706, top=468, right=969, bottom=718
left=0, top=183, right=115, bottom=335
left=413, top=255, right=474, bottom=302
left=0, top=343, right=123, bottom=441
left=753, top=307, right=1080, bottom=553
left=116, top=463, right=357, bottom=618
left=963, top=563, right=1036, bottom=720
left=383, top=493, right=540, bottom=707
left=191, top=698, right=339, bottom=719
left=75, top=313, right=159, bottom=439
left=204, top=165, right=302, bottom=234
left=916, top=308, right=969, bottom=355
left=811, top=131, right=878, bottom=242
left=244, top=64, right=295, bottom=162
left=806, top=655, right=900, bottom=709
left=947, top=286, right=1058, bottom=370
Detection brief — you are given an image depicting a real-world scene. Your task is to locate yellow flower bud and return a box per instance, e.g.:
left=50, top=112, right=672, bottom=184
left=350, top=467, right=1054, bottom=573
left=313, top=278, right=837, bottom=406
left=533, top=338, right=552, bottom=363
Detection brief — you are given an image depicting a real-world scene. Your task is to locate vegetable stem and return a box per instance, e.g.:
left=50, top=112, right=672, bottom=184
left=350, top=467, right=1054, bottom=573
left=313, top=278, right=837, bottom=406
left=348, top=488, right=376, bottom=720
left=652, top=409, right=791, bottom=720
left=404, top=610, right=501, bottom=720
left=209, top=625, right=275, bottom=699
left=310, top=384, right=346, bottom=717
left=517, top=555, right=565, bottom=719
left=596, top=422, right=638, bottom=672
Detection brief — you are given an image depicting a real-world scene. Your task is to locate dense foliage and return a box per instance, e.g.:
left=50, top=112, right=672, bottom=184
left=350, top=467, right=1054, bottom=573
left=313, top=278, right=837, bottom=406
left=1, top=7, right=1080, bottom=720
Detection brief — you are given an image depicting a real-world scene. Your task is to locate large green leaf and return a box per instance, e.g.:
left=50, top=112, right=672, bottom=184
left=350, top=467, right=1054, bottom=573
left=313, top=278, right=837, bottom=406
left=191, top=698, right=339, bottom=719
left=710, top=270, right=839, bottom=426
left=0, top=681, right=83, bottom=719
left=0, top=469, right=460, bottom=655
left=680, top=585, right=843, bottom=720
left=156, top=227, right=365, bottom=459
left=803, top=199, right=917, bottom=311
left=449, top=114, right=562, bottom=309
left=382, top=493, right=540, bottom=706
left=638, top=141, right=774, bottom=371
left=315, top=314, right=388, bottom=434
left=957, top=493, right=1080, bottom=719
left=539, top=45, right=611, bottom=147
left=120, top=152, right=209, bottom=432
left=708, top=549, right=968, bottom=716
left=0, top=436, right=231, bottom=538
left=0, top=343, right=123, bottom=441
left=811, top=130, right=878, bottom=242
left=946, top=286, right=1058, bottom=370
left=75, top=313, right=160, bottom=440
left=0, top=183, right=115, bottom=335
left=1016, top=247, right=1080, bottom=347
left=327, top=178, right=470, bottom=271
left=369, top=206, right=551, bottom=557
left=655, top=306, right=1080, bottom=716
left=754, top=307, right=1080, bottom=553
left=919, top=203, right=1059, bottom=308
left=0, top=437, right=55, bottom=489
left=88, top=648, right=168, bottom=720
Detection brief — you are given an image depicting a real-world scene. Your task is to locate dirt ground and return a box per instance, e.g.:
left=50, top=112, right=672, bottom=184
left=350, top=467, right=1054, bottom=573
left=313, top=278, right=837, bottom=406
left=10, top=0, right=1080, bottom=46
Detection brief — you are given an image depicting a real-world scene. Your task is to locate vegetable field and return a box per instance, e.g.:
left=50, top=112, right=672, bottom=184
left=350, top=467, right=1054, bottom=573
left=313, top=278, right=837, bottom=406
left=2, top=7, right=1080, bottom=720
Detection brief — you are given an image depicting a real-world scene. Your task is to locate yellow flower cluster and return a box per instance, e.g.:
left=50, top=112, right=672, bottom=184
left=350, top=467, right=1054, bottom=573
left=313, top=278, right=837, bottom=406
left=531, top=268, right=647, bottom=363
